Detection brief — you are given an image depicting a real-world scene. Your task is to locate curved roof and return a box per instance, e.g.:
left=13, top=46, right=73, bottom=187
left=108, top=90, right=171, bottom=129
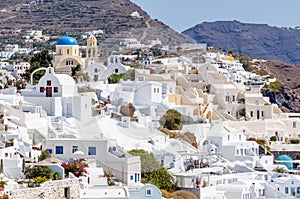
left=277, top=155, right=292, bottom=161
left=56, top=74, right=76, bottom=86
left=276, top=155, right=293, bottom=169
left=57, top=36, right=78, bottom=45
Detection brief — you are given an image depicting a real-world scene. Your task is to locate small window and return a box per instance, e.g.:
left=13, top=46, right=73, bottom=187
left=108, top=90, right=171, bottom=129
left=47, top=80, right=51, bottom=86
left=293, top=122, right=297, bottom=129
left=115, top=68, right=119, bottom=74
left=227, top=134, right=230, bottom=141
left=145, top=188, right=152, bottom=197
left=157, top=88, right=159, bottom=93
left=72, top=146, right=78, bottom=154
left=285, top=187, right=289, bottom=194
left=56, top=146, right=63, bottom=154
left=47, top=149, right=52, bottom=154
left=40, top=87, right=44, bottom=92
left=54, top=87, right=58, bottom=93
left=239, top=134, right=242, bottom=140
left=250, top=111, right=253, bottom=117
left=88, top=147, right=96, bottom=155
left=225, top=95, right=230, bottom=102
left=94, top=68, right=98, bottom=73
left=154, top=88, right=156, bottom=93
left=67, top=49, right=70, bottom=55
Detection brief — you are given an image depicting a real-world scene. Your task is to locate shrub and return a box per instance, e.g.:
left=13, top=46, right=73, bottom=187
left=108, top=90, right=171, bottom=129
left=270, top=136, right=277, bottom=142
left=159, top=109, right=183, bottom=130
left=290, top=139, right=300, bottom=144
left=61, top=158, right=88, bottom=177
left=268, top=81, right=282, bottom=92
left=273, top=166, right=287, bottom=173
left=24, top=166, right=52, bottom=180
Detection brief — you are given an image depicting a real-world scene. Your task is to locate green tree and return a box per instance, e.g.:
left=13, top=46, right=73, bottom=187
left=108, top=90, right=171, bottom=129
left=107, top=74, right=124, bottom=84
left=159, top=109, right=183, bottom=130
left=128, top=149, right=176, bottom=191
left=71, top=64, right=81, bottom=76
left=150, top=44, right=163, bottom=57
left=143, top=168, right=176, bottom=192
left=128, top=149, right=161, bottom=173
left=38, top=150, right=51, bottom=162
left=23, top=50, right=53, bottom=83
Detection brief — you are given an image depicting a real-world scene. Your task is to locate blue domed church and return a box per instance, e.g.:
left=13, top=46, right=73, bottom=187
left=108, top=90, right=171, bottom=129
left=53, top=36, right=82, bottom=73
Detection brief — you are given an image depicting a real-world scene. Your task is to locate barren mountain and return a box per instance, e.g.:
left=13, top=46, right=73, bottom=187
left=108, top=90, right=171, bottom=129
left=0, top=0, right=192, bottom=45
left=183, top=20, right=300, bottom=65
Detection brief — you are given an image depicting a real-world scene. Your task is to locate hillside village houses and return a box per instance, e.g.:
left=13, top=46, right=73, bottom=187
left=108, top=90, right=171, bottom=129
left=0, top=34, right=299, bottom=199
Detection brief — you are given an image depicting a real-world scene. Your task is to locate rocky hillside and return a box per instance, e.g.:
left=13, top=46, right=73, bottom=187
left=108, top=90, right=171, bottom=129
left=183, top=20, right=300, bottom=65
left=0, top=0, right=192, bottom=45
left=260, top=60, right=300, bottom=112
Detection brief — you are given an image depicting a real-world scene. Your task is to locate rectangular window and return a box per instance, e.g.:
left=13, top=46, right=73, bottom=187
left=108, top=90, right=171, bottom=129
left=297, top=187, right=300, bottom=193
left=94, top=68, right=98, bottom=73
left=54, top=87, right=58, bottom=93
left=47, top=149, right=52, bottom=154
left=115, top=69, right=119, bottom=74
left=225, top=96, right=230, bottom=102
left=47, top=80, right=51, bottom=86
left=232, top=95, right=235, bottom=101
left=72, top=146, right=78, bottom=154
left=55, top=146, right=63, bottom=154
left=157, top=88, right=159, bottom=93
left=291, top=187, right=295, bottom=196
left=40, top=87, right=44, bottom=92
left=153, top=88, right=156, bottom=93
left=88, top=147, right=96, bottom=155
left=293, top=122, right=297, bottom=129
left=250, top=111, right=253, bottom=117
left=285, top=187, right=289, bottom=194
left=146, top=188, right=152, bottom=197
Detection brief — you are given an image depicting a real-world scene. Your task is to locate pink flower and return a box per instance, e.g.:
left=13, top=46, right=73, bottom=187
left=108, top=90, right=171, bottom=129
left=61, top=162, right=67, bottom=168
left=75, top=171, right=79, bottom=176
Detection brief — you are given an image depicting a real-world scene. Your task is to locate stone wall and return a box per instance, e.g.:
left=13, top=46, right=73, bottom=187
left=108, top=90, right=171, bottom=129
left=9, top=179, right=80, bottom=199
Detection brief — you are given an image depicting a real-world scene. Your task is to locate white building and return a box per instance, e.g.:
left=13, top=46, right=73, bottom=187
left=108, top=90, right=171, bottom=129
left=21, top=67, right=93, bottom=123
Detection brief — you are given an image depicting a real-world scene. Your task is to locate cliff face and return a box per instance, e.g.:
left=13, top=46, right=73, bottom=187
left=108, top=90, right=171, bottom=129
left=183, top=20, right=300, bottom=65
left=0, top=0, right=192, bottom=45
left=260, top=60, right=300, bottom=113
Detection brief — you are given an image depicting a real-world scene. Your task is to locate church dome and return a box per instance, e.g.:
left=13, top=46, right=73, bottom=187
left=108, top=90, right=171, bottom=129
left=57, top=36, right=78, bottom=45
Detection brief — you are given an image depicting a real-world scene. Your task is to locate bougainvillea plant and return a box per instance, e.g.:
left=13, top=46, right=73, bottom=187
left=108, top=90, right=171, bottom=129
left=61, top=158, right=88, bottom=177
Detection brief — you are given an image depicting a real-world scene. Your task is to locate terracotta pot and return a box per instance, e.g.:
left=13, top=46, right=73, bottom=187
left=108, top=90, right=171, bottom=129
left=0, top=185, right=4, bottom=191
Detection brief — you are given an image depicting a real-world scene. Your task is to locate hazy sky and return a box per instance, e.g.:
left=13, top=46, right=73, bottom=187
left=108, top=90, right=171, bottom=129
left=131, top=0, right=300, bottom=32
